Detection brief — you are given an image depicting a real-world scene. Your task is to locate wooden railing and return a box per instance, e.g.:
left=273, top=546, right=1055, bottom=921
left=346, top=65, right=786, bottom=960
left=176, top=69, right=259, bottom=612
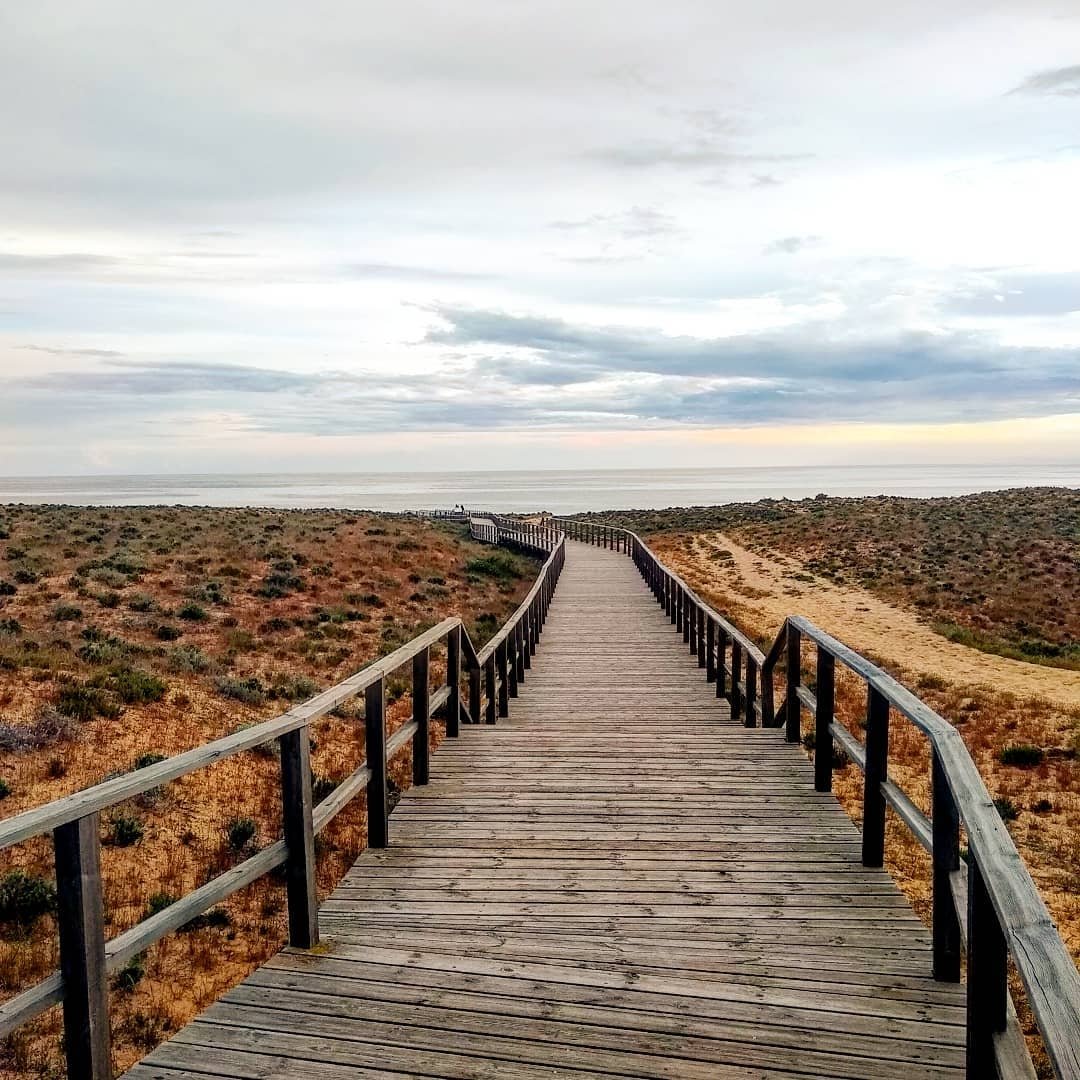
left=551, top=515, right=1080, bottom=1080
left=0, top=525, right=564, bottom=1080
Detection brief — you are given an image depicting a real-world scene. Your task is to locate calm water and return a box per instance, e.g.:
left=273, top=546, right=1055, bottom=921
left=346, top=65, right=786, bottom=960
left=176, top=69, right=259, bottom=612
left=0, top=465, right=1077, bottom=514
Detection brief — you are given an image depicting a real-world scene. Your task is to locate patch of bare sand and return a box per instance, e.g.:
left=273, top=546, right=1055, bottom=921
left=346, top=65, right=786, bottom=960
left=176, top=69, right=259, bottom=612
left=671, top=531, right=1080, bottom=710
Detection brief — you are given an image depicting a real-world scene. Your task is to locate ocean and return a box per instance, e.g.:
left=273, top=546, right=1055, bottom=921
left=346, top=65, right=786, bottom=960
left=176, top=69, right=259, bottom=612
left=0, top=464, right=1077, bottom=514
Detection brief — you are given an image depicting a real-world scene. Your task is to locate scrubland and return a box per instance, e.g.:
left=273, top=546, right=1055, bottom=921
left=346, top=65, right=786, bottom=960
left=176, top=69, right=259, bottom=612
left=0, top=505, right=537, bottom=1077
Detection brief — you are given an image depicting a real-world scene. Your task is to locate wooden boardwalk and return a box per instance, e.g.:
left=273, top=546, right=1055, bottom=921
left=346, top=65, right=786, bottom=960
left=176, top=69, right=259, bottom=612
left=128, top=541, right=965, bottom=1079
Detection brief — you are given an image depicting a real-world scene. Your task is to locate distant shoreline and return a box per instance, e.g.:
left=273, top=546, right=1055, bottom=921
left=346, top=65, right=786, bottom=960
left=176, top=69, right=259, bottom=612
left=1, top=464, right=1078, bottom=514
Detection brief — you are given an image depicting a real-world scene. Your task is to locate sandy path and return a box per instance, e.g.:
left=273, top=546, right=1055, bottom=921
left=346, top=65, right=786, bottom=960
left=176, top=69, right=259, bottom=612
left=667, top=531, right=1080, bottom=711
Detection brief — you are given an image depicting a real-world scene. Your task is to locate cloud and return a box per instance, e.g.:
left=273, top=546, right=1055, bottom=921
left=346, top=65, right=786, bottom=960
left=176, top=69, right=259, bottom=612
left=764, top=235, right=824, bottom=255
left=549, top=206, right=680, bottom=240
left=1010, top=64, right=1080, bottom=97
left=946, top=272, right=1080, bottom=316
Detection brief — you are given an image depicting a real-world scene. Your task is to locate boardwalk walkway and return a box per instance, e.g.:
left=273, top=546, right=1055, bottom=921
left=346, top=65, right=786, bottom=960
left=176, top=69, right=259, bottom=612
left=129, top=541, right=965, bottom=1079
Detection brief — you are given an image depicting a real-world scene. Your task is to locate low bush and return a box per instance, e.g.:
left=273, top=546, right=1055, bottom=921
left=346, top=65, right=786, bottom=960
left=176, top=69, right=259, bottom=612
left=215, top=675, right=266, bottom=704
left=998, top=744, right=1045, bottom=768
left=145, top=892, right=176, bottom=918
left=114, top=953, right=146, bottom=991
left=55, top=680, right=121, bottom=721
left=179, top=907, right=231, bottom=933
left=268, top=674, right=320, bottom=702
left=102, top=667, right=167, bottom=705
left=156, top=623, right=183, bottom=641
left=167, top=645, right=214, bottom=674
left=108, top=814, right=145, bottom=847
left=133, top=752, right=167, bottom=770
left=0, top=579, right=16, bottom=596
left=177, top=602, right=208, bottom=622
left=225, top=816, right=257, bottom=852
left=51, top=603, right=83, bottom=622
left=0, top=871, right=57, bottom=926
left=465, top=553, right=522, bottom=581
left=0, top=777, right=10, bottom=799
left=0, top=705, right=78, bottom=751
left=13, top=567, right=39, bottom=585
left=994, top=796, right=1020, bottom=822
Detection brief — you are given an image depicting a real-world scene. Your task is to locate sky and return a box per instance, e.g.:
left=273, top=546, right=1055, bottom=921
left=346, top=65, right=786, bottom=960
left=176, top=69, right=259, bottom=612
left=1, top=0, right=1079, bottom=475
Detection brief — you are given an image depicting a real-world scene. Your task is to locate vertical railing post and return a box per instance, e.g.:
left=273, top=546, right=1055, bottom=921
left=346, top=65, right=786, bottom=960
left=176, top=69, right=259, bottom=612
left=745, top=657, right=758, bottom=727
left=716, top=628, right=728, bottom=700
left=280, top=727, right=318, bottom=948
left=54, top=814, right=110, bottom=1080
left=522, top=609, right=532, bottom=670
left=688, top=599, right=697, bottom=653
left=682, top=591, right=691, bottom=644
left=413, top=647, right=430, bottom=781
left=497, top=640, right=510, bottom=716
left=814, top=646, right=835, bottom=792
left=966, top=858, right=1008, bottom=1076
left=785, top=623, right=802, bottom=743
left=730, top=638, right=743, bottom=722
left=696, top=609, right=706, bottom=668
left=485, top=652, right=497, bottom=723
left=862, top=687, right=889, bottom=867
left=447, top=624, right=461, bottom=735
left=365, top=678, right=388, bottom=847
left=515, top=621, right=526, bottom=683
left=932, top=751, right=962, bottom=981
left=468, top=659, right=481, bottom=724
left=706, top=618, right=716, bottom=682
left=506, top=630, right=518, bottom=699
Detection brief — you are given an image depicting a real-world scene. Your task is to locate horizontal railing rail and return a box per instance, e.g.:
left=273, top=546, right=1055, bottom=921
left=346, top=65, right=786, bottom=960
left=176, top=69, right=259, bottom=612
left=549, top=515, right=1080, bottom=1080
left=0, top=522, right=564, bottom=1080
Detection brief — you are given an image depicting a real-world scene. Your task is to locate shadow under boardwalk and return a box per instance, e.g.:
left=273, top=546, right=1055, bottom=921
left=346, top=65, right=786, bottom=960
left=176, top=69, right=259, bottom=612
left=128, top=541, right=965, bottom=1079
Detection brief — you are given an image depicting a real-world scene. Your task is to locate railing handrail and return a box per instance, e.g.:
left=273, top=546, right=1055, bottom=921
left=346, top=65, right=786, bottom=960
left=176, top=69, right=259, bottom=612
left=550, top=514, right=1080, bottom=1080
left=0, top=518, right=566, bottom=1076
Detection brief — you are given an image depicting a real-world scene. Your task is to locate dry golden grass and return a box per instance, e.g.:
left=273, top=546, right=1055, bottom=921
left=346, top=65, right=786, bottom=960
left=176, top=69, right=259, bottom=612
left=652, top=528, right=1080, bottom=1077
left=0, top=506, right=538, bottom=1078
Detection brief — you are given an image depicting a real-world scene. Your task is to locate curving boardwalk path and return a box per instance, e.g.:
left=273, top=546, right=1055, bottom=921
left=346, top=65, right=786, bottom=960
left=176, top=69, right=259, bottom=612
left=129, top=542, right=965, bottom=1079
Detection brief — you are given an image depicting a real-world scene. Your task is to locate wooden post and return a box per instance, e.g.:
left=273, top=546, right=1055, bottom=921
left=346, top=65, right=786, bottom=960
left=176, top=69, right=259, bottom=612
left=497, top=640, right=510, bottom=716
left=932, top=751, right=962, bottom=981
left=522, top=609, right=532, bottom=670
left=967, top=858, right=1008, bottom=1076
left=706, top=618, right=716, bottom=682
left=682, top=591, right=691, bottom=644
left=506, top=631, right=518, bottom=699
left=696, top=609, right=706, bottom=668
left=731, top=639, right=742, bottom=721
left=862, top=687, right=889, bottom=867
left=280, top=727, right=318, bottom=948
left=413, top=648, right=430, bottom=781
left=785, top=623, right=802, bottom=743
left=745, top=658, right=758, bottom=728
left=447, top=625, right=461, bottom=735
left=814, top=646, right=835, bottom=792
left=716, top=628, right=727, bottom=699
left=485, top=653, right=497, bottom=723
left=468, top=660, right=481, bottom=724
left=54, top=814, right=110, bottom=1080
left=365, top=679, right=388, bottom=847
left=514, top=621, right=526, bottom=683
left=688, top=599, right=697, bottom=652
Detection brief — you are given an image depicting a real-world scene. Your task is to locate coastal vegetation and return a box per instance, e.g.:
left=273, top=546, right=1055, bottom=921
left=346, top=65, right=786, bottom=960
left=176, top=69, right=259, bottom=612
left=0, top=505, right=538, bottom=1077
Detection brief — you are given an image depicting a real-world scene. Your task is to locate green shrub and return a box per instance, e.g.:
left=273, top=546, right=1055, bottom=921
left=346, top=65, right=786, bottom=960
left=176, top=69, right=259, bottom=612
left=465, top=553, right=522, bottom=581
left=109, top=814, right=144, bottom=847
left=311, top=774, right=339, bottom=802
left=167, top=645, right=214, bottom=674
left=114, top=953, right=146, bottom=991
left=128, top=594, right=156, bottom=612
left=55, top=680, right=121, bottom=721
left=993, top=797, right=1020, bottom=823
left=177, top=602, right=208, bottom=622
left=225, top=816, right=257, bottom=852
left=145, top=892, right=176, bottom=918
left=13, top=567, right=39, bottom=585
left=133, top=752, right=167, bottom=770
left=156, top=623, right=183, bottom=641
left=0, top=871, right=57, bottom=926
left=0, top=580, right=15, bottom=596
left=268, top=674, right=320, bottom=702
left=214, top=675, right=266, bottom=705
left=998, top=744, right=1045, bottom=768
left=104, top=667, right=167, bottom=705
left=0, top=777, right=10, bottom=799
left=51, top=603, right=84, bottom=622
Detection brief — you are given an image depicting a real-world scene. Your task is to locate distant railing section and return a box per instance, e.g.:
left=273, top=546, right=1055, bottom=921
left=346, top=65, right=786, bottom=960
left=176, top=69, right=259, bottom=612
left=0, top=522, right=564, bottom=1080
left=549, top=515, right=1080, bottom=1080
